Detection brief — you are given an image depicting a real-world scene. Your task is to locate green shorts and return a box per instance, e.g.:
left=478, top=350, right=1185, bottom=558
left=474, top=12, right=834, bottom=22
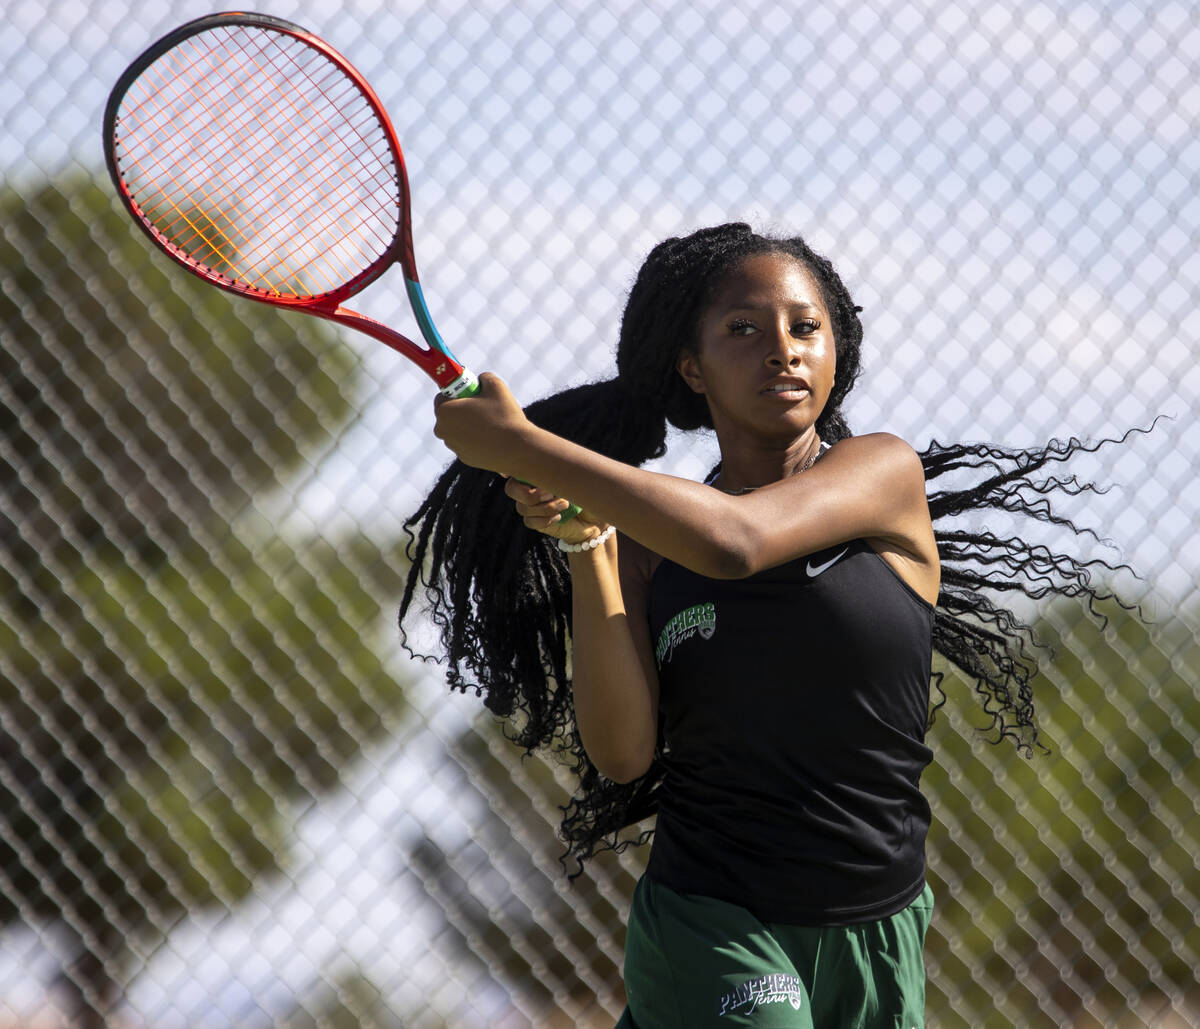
left=615, top=876, right=934, bottom=1029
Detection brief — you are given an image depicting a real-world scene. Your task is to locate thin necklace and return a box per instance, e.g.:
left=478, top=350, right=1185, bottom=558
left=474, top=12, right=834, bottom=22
left=716, top=437, right=824, bottom=495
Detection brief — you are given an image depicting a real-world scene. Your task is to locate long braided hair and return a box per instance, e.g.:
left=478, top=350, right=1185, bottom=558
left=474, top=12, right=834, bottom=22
left=398, top=222, right=1134, bottom=869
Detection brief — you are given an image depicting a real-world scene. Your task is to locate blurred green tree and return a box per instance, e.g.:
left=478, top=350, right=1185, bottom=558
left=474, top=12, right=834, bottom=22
left=278, top=968, right=405, bottom=1028
left=408, top=721, right=636, bottom=1024
left=0, top=176, right=411, bottom=1025
left=923, top=598, right=1198, bottom=1026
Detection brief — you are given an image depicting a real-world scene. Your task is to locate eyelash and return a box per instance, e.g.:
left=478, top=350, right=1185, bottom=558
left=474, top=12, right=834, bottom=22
left=728, top=318, right=821, bottom=336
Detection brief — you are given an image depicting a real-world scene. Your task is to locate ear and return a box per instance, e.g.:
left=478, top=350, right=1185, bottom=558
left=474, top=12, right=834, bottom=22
left=676, top=350, right=707, bottom=395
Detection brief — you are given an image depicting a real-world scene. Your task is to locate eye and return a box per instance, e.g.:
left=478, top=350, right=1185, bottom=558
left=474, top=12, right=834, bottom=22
left=728, top=318, right=757, bottom=336
left=791, top=318, right=821, bottom=336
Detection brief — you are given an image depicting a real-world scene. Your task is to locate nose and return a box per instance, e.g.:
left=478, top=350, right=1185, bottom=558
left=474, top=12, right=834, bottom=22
left=765, top=322, right=803, bottom=368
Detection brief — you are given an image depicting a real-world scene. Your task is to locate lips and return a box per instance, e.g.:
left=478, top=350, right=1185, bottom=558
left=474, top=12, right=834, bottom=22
left=761, top=378, right=810, bottom=397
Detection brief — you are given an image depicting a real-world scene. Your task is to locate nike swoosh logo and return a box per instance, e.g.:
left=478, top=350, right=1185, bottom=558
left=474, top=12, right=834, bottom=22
left=806, top=547, right=849, bottom=578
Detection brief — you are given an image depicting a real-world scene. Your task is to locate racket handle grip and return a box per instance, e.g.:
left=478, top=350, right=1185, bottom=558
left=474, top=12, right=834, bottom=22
left=440, top=370, right=481, bottom=398
left=438, top=371, right=582, bottom=523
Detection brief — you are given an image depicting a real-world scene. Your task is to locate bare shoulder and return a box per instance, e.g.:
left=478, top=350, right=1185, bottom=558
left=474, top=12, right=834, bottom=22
left=825, top=431, right=923, bottom=466
left=822, top=432, right=927, bottom=492
left=825, top=434, right=939, bottom=604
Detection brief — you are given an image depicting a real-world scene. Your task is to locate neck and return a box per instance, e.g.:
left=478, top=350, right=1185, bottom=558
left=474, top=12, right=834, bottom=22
left=712, top=431, right=823, bottom=494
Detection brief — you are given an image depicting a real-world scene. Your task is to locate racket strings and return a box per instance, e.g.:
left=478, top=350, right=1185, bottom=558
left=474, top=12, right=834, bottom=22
left=112, top=24, right=401, bottom=299
left=130, top=28, right=394, bottom=290
left=177, top=28, right=395, bottom=290
left=123, top=50, right=327, bottom=288
left=225, top=29, right=393, bottom=278
left=200, top=37, right=388, bottom=291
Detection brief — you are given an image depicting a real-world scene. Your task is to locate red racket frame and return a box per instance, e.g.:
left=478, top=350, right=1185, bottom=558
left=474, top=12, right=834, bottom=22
left=103, top=11, right=474, bottom=395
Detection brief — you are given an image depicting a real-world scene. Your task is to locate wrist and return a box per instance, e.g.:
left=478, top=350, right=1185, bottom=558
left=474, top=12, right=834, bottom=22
left=503, top=421, right=553, bottom=480
left=559, top=524, right=616, bottom=554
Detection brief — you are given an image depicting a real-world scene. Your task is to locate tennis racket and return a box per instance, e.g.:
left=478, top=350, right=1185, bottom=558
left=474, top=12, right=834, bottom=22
left=103, top=11, right=580, bottom=519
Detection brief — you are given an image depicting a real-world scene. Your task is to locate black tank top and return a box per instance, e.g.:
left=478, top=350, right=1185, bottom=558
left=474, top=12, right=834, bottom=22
left=646, top=539, right=934, bottom=925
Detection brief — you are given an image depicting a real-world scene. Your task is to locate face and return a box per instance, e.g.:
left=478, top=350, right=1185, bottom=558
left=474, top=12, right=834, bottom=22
left=677, top=251, right=836, bottom=447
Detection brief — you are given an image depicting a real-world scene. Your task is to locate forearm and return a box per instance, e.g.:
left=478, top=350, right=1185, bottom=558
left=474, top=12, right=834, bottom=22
left=567, top=539, right=658, bottom=783
left=507, top=426, right=937, bottom=582
left=515, top=425, right=754, bottom=578
left=434, top=373, right=752, bottom=574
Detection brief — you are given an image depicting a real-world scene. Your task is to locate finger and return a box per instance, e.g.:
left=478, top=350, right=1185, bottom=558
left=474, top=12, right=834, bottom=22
left=470, top=371, right=497, bottom=401
left=522, top=513, right=564, bottom=533
left=516, top=503, right=567, bottom=523
left=431, top=392, right=452, bottom=437
left=434, top=388, right=477, bottom=413
left=504, top=477, right=558, bottom=506
left=504, top=477, right=542, bottom=501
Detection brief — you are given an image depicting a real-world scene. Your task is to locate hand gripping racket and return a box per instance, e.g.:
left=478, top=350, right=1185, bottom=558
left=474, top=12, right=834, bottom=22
left=103, top=12, right=580, bottom=519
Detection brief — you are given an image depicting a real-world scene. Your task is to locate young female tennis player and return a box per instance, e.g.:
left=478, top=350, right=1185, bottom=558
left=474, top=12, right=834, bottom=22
left=399, top=223, right=1132, bottom=1027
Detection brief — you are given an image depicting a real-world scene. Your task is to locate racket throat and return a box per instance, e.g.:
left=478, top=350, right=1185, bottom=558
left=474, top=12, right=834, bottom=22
left=402, top=277, right=477, bottom=396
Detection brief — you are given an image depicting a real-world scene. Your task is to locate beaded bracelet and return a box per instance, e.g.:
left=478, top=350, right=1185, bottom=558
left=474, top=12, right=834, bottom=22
left=558, top=524, right=616, bottom=553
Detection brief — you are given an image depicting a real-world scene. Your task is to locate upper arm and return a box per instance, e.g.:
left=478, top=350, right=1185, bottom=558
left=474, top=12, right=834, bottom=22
left=617, top=533, right=662, bottom=712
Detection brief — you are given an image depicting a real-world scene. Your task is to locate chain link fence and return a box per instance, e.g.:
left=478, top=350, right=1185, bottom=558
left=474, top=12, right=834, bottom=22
left=2, top=0, right=1197, bottom=1025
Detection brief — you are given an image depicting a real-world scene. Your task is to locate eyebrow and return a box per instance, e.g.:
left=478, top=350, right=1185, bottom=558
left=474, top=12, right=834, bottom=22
left=716, top=299, right=822, bottom=314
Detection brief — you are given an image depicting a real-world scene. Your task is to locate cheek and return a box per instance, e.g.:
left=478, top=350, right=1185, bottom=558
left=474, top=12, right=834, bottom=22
left=821, top=341, right=838, bottom=389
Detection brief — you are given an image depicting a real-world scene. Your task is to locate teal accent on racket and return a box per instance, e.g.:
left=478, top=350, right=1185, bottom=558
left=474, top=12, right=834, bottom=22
left=411, top=282, right=582, bottom=522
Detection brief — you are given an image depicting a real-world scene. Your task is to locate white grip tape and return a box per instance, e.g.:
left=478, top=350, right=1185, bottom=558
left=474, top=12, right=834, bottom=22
left=439, top=370, right=480, bottom=399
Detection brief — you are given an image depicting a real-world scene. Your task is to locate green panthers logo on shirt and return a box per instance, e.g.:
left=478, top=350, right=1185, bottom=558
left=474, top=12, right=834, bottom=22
left=655, top=601, right=716, bottom=664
